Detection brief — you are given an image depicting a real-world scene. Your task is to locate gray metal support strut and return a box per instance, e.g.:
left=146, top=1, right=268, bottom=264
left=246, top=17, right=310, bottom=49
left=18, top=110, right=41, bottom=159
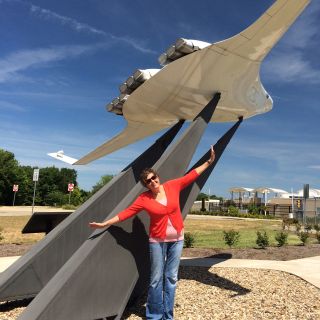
left=18, top=93, right=220, bottom=320
left=0, top=120, right=184, bottom=302
left=180, top=117, right=243, bottom=217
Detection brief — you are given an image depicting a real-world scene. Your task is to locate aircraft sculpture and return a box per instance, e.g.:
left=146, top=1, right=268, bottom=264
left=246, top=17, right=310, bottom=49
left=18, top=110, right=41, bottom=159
left=49, top=0, right=311, bottom=165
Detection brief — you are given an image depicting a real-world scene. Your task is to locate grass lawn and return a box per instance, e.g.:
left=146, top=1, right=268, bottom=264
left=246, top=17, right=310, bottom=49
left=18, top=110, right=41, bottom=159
left=0, top=216, right=44, bottom=244
left=184, top=218, right=316, bottom=248
left=0, top=215, right=317, bottom=249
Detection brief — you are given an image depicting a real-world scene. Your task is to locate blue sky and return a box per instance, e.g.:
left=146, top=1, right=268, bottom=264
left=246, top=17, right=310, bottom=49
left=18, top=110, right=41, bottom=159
left=1, top=0, right=320, bottom=198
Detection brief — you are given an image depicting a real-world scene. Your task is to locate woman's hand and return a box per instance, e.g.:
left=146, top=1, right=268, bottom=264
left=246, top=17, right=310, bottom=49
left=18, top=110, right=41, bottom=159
left=89, top=222, right=108, bottom=229
left=195, top=145, right=216, bottom=175
left=89, top=216, right=119, bottom=229
left=208, top=145, right=215, bottom=164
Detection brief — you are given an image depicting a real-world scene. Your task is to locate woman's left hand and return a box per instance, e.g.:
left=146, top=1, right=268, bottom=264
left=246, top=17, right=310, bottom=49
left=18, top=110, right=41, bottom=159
left=208, top=145, right=215, bottom=164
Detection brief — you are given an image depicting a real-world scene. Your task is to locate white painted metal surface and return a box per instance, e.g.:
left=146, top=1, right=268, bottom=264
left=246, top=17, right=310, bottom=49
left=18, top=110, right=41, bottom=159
left=72, top=0, right=311, bottom=164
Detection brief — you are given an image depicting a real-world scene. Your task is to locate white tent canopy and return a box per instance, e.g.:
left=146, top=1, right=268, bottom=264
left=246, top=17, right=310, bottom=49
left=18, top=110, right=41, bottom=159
left=296, top=188, right=320, bottom=198
left=229, top=187, right=254, bottom=193
left=252, top=187, right=288, bottom=194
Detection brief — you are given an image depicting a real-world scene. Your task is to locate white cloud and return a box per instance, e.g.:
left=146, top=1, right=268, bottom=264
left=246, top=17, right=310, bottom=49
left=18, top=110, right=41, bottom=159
left=282, top=1, right=320, bottom=49
left=262, top=1, right=320, bottom=84
left=0, top=44, right=103, bottom=83
left=262, top=51, right=320, bottom=84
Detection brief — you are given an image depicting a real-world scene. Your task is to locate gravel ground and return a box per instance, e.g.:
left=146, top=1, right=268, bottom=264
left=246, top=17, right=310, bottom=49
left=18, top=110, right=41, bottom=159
left=123, top=267, right=320, bottom=320
left=1, top=267, right=319, bottom=320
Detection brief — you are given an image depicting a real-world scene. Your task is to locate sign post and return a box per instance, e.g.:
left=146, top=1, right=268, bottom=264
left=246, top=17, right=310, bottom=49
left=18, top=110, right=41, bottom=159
left=32, top=169, right=40, bottom=214
left=12, top=184, right=19, bottom=206
left=68, top=183, right=74, bottom=204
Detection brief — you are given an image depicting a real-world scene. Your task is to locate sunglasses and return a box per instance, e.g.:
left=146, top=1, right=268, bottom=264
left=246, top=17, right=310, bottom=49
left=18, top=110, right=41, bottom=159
left=145, top=175, right=157, bottom=185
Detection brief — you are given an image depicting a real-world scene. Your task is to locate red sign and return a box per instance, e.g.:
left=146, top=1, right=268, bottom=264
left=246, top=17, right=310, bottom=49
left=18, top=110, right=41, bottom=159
left=68, top=183, right=74, bottom=192
left=13, top=184, right=19, bottom=192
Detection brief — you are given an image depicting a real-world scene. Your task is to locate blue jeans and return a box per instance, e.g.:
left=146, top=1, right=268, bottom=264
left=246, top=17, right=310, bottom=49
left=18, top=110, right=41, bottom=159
left=146, top=240, right=184, bottom=320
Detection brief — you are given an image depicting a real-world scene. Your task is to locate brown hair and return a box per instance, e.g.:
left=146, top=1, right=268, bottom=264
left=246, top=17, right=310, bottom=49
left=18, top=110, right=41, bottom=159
left=140, top=168, right=158, bottom=187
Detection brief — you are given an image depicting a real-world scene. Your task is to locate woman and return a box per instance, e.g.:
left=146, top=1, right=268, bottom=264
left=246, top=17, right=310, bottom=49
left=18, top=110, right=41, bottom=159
left=89, top=145, right=215, bottom=320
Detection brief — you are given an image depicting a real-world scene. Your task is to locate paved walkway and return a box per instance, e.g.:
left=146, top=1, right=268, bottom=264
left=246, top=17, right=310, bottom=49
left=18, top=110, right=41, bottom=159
left=181, top=256, right=320, bottom=289
left=1, top=255, right=320, bottom=289
left=0, top=206, right=73, bottom=216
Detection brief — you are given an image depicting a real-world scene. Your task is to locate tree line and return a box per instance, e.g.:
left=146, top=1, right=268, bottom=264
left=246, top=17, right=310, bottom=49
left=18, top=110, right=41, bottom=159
left=0, top=149, right=112, bottom=207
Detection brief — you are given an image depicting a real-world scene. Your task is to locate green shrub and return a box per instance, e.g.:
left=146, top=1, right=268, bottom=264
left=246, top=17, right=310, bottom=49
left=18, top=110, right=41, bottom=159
left=275, top=231, right=288, bottom=247
left=298, top=231, right=309, bottom=246
left=184, top=232, right=195, bottom=248
left=304, top=224, right=313, bottom=233
left=316, top=232, right=320, bottom=244
left=247, top=204, right=260, bottom=215
left=62, top=204, right=77, bottom=210
left=313, top=224, right=320, bottom=232
left=295, top=223, right=302, bottom=234
left=282, top=218, right=299, bottom=230
left=189, top=210, right=275, bottom=220
left=223, top=230, right=240, bottom=248
left=228, top=206, right=239, bottom=215
left=256, top=231, right=269, bottom=249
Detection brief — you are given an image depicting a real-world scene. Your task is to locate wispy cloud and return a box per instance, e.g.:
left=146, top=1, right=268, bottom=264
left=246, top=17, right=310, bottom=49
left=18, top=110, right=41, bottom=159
left=0, top=100, right=26, bottom=112
left=0, top=44, right=104, bottom=83
left=262, top=1, right=320, bottom=84
left=28, top=3, right=156, bottom=54
left=263, top=51, right=320, bottom=84
left=30, top=4, right=107, bottom=37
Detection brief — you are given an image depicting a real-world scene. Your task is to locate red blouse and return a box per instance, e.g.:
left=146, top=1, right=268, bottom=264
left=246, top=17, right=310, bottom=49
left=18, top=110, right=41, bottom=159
left=117, top=169, right=199, bottom=239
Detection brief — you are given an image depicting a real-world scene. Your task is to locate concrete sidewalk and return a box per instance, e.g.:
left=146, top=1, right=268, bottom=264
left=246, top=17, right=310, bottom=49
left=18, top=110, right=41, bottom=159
left=1, top=255, right=320, bottom=289
left=181, top=256, right=320, bottom=289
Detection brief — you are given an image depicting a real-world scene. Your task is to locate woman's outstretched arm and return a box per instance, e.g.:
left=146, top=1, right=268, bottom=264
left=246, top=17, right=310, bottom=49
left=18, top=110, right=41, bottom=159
left=89, top=215, right=120, bottom=229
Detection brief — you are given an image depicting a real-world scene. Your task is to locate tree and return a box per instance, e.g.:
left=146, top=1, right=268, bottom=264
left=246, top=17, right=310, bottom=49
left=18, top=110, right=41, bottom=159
left=196, top=192, right=209, bottom=201
left=196, top=192, right=223, bottom=201
left=91, top=175, right=114, bottom=195
left=0, top=149, right=21, bottom=205
left=0, top=148, right=84, bottom=206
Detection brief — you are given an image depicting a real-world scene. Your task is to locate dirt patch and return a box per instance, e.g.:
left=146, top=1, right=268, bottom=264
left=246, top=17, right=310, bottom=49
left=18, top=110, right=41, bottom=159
left=183, top=244, right=320, bottom=261
left=1, top=243, right=319, bottom=260
left=0, top=243, right=36, bottom=257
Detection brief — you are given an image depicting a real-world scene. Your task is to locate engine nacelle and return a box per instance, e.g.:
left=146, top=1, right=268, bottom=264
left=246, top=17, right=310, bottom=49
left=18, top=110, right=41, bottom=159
left=158, top=38, right=211, bottom=66
left=107, top=69, right=160, bottom=115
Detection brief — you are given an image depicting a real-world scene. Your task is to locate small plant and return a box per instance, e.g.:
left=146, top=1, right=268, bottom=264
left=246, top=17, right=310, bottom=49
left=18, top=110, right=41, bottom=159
left=275, top=231, right=288, bottom=247
left=316, top=232, right=320, bottom=244
left=282, top=218, right=299, bottom=230
left=247, top=204, right=260, bottom=215
left=298, top=231, right=309, bottom=246
left=304, top=224, right=313, bottom=233
left=223, top=230, right=240, bottom=248
left=313, top=224, right=320, bottom=232
left=62, top=204, right=77, bottom=210
left=227, top=206, right=239, bottom=216
left=256, top=231, right=269, bottom=249
left=295, top=223, right=302, bottom=234
left=184, top=232, right=195, bottom=248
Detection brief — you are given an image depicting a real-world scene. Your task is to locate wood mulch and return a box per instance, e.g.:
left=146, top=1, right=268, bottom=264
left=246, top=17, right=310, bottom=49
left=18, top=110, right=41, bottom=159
left=0, top=243, right=319, bottom=319
left=1, top=243, right=320, bottom=261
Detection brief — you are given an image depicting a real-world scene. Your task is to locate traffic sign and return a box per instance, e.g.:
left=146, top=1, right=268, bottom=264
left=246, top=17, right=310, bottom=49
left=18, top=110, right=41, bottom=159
left=13, top=184, right=19, bottom=192
left=33, top=169, right=40, bottom=182
left=68, top=183, right=74, bottom=192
